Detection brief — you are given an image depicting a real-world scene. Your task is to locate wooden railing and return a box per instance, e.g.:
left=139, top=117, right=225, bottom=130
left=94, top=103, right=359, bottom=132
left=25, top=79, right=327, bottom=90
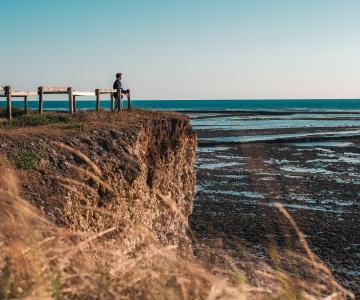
left=0, top=85, right=131, bottom=121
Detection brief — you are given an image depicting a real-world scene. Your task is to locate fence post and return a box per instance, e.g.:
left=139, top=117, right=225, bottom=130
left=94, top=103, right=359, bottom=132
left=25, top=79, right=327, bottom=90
left=95, top=89, right=100, bottom=112
left=67, top=87, right=73, bottom=114
left=38, top=86, right=44, bottom=114
left=117, top=88, right=122, bottom=111
left=24, top=96, right=28, bottom=114
left=127, top=89, right=131, bottom=111
left=4, top=86, right=12, bottom=121
left=73, top=95, right=77, bottom=113
left=110, top=93, right=114, bottom=112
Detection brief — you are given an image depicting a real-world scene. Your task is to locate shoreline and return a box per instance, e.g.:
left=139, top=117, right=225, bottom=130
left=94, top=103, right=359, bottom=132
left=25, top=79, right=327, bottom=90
left=198, top=132, right=360, bottom=146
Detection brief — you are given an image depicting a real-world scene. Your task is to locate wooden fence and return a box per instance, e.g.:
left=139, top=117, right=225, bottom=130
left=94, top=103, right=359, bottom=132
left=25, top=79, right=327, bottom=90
left=0, top=85, right=131, bottom=121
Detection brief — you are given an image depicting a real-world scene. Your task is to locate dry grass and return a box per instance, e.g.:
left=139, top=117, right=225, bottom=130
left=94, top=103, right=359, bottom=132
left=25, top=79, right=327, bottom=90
left=0, top=144, right=355, bottom=299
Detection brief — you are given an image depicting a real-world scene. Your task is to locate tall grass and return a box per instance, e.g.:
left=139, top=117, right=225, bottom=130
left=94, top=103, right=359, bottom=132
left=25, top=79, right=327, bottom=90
left=0, top=144, right=354, bottom=299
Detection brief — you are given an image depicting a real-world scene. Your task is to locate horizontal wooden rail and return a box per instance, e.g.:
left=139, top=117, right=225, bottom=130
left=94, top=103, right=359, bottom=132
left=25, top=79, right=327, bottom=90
left=97, top=88, right=117, bottom=94
left=73, top=91, right=96, bottom=96
left=11, top=91, right=38, bottom=97
left=42, top=86, right=68, bottom=93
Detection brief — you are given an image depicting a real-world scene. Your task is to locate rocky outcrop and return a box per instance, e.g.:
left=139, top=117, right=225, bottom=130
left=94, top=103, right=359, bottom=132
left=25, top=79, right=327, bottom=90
left=0, top=110, right=197, bottom=250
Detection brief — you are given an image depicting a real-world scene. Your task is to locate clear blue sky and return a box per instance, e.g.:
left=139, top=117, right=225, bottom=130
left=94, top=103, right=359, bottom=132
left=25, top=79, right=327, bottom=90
left=1, top=0, right=360, bottom=99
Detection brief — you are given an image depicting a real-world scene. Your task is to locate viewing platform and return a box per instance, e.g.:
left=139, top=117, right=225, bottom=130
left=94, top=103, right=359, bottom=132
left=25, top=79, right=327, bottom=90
left=0, top=85, right=131, bottom=121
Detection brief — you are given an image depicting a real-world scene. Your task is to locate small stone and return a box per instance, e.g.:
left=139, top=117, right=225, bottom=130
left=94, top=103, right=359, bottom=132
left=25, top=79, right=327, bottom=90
left=110, top=130, right=122, bottom=139
left=97, top=148, right=107, bottom=156
left=100, top=139, right=113, bottom=152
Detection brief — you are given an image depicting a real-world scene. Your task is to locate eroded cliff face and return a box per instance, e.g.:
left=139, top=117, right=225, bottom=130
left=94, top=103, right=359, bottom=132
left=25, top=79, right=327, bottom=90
left=0, top=111, right=196, bottom=250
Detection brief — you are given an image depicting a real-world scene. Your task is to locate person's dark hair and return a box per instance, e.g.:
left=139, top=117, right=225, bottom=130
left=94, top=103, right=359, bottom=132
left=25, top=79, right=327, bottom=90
left=116, top=73, right=122, bottom=79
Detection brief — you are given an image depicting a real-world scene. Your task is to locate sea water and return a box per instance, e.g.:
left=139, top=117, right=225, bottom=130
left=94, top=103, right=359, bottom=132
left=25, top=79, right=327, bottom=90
left=2, top=99, right=360, bottom=112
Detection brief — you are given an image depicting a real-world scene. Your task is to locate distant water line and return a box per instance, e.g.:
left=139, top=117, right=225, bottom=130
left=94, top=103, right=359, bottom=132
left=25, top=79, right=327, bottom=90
left=2, top=99, right=360, bottom=112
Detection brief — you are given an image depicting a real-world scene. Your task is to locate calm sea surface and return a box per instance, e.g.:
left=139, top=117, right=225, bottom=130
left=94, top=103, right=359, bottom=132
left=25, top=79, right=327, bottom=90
left=3, top=99, right=360, bottom=112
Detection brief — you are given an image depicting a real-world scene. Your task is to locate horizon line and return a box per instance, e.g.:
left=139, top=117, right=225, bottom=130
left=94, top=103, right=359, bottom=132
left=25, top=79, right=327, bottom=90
left=10, top=98, right=360, bottom=101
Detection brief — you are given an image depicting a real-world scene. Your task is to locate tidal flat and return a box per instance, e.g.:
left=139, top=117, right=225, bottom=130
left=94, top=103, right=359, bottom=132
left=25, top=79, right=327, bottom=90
left=190, top=112, right=360, bottom=295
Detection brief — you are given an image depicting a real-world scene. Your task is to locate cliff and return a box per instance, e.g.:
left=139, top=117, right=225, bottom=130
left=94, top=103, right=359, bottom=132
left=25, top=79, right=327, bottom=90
left=0, top=110, right=197, bottom=250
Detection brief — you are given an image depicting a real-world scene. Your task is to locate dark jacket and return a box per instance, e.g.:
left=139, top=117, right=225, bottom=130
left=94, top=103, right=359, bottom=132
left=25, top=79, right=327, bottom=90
left=113, top=80, right=122, bottom=98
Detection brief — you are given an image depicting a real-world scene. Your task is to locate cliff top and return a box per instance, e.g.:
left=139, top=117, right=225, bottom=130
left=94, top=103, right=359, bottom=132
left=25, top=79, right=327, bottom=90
left=0, top=108, right=189, bottom=135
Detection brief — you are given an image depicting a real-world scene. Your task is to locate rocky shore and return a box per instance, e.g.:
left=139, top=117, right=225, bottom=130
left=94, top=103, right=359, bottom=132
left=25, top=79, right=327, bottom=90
left=191, top=117, right=360, bottom=296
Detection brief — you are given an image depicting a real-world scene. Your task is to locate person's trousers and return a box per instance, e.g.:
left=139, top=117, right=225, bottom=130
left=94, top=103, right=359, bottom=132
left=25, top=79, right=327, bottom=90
left=114, top=89, right=129, bottom=110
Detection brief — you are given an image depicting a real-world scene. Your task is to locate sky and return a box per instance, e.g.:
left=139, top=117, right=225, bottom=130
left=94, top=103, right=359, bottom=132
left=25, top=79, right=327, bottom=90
left=1, top=0, right=360, bottom=100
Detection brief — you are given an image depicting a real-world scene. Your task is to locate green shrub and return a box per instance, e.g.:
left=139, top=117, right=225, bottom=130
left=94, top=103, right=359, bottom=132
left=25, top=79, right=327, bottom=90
left=12, top=114, right=71, bottom=127
left=0, top=107, right=26, bottom=119
left=64, top=122, right=86, bottom=131
left=0, top=112, right=76, bottom=128
left=10, top=150, right=40, bottom=170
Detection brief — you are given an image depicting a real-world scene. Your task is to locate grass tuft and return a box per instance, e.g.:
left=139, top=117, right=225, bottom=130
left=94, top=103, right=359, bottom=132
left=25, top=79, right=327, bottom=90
left=0, top=110, right=85, bottom=129
left=10, top=150, right=40, bottom=170
left=0, top=256, right=18, bottom=299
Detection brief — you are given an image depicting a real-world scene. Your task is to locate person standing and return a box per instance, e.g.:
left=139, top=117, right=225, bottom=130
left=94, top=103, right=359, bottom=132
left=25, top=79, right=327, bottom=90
left=113, top=73, right=129, bottom=111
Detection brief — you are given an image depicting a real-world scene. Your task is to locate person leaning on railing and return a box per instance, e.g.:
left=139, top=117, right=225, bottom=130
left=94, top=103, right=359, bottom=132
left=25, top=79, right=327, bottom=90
left=113, top=73, right=129, bottom=112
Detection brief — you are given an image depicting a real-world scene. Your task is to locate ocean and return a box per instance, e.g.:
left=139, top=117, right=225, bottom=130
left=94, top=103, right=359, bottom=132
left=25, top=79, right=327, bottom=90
left=3, top=99, right=360, bottom=112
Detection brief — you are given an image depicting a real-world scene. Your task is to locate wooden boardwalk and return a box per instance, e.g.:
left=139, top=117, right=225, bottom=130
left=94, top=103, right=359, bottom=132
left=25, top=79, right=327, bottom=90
left=0, top=85, right=131, bottom=121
